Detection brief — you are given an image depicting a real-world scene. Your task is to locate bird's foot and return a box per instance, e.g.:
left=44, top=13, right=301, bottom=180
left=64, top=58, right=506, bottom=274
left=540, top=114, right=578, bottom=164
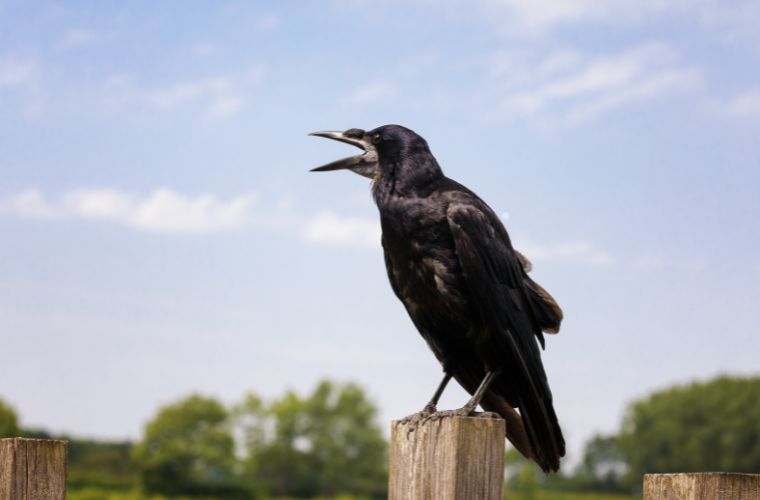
left=398, top=403, right=437, bottom=438
left=421, top=406, right=500, bottom=425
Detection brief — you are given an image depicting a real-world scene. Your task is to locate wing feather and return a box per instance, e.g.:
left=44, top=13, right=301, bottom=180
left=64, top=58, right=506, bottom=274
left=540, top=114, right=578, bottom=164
left=446, top=201, right=565, bottom=472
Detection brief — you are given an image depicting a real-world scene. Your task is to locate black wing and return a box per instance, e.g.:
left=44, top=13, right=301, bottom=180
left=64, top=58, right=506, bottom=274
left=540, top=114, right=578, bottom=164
left=446, top=200, right=565, bottom=472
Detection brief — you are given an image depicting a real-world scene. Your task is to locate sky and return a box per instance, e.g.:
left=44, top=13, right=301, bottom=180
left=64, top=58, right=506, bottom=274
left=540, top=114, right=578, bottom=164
left=1, top=0, right=759, bottom=466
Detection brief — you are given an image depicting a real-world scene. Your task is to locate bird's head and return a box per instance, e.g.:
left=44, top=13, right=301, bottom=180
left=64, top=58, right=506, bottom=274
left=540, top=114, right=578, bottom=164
left=310, top=125, right=433, bottom=182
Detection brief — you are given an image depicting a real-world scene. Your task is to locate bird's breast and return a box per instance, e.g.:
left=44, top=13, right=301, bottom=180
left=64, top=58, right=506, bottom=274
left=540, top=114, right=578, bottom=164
left=380, top=202, right=470, bottom=331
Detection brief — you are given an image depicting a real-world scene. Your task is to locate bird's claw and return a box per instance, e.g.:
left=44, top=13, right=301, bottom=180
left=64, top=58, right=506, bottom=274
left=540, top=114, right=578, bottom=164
left=420, top=407, right=500, bottom=426
left=399, top=403, right=437, bottom=438
left=421, top=406, right=475, bottom=425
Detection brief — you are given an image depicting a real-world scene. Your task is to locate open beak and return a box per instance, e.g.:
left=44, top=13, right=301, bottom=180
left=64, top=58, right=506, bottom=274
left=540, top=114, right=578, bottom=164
left=309, top=129, right=378, bottom=179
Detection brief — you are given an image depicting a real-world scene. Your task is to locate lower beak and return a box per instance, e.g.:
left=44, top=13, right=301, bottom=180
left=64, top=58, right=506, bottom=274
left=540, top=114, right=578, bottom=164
left=309, top=130, right=378, bottom=179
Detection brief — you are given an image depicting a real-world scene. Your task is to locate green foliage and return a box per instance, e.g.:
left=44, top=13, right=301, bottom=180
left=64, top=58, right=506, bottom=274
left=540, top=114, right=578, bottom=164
left=131, top=395, right=244, bottom=497
left=572, top=434, right=628, bottom=492
left=67, top=439, right=139, bottom=491
left=515, top=464, right=539, bottom=500
left=67, top=488, right=163, bottom=500
left=0, top=398, right=20, bottom=437
left=619, top=375, right=760, bottom=481
left=504, top=492, right=638, bottom=500
left=237, top=380, right=387, bottom=498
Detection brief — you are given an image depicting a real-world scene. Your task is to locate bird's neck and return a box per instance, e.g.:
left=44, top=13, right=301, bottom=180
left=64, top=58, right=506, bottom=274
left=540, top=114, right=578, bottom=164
left=372, top=157, right=443, bottom=206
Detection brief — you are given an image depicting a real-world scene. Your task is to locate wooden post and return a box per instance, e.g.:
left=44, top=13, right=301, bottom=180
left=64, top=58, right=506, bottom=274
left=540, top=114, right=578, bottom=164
left=644, top=473, right=760, bottom=500
left=389, top=416, right=505, bottom=500
left=0, top=438, right=68, bottom=500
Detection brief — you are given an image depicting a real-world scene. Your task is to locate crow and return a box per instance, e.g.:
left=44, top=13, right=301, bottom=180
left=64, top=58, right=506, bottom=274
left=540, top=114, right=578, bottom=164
left=310, top=125, right=565, bottom=472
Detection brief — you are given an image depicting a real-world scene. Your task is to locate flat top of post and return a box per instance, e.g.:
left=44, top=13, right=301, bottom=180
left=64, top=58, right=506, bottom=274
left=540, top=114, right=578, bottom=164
left=0, top=438, right=68, bottom=445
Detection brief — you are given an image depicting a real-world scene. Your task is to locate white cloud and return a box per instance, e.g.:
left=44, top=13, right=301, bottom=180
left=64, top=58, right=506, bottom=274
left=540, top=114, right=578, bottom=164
left=56, top=29, right=97, bottom=50
left=343, top=81, right=397, bottom=105
left=0, top=190, right=57, bottom=219
left=190, top=42, right=218, bottom=56
left=483, top=0, right=692, bottom=35
left=148, top=78, right=229, bottom=108
left=495, top=43, right=701, bottom=127
left=697, top=2, right=760, bottom=45
left=255, top=13, right=280, bottom=31
left=715, top=89, right=760, bottom=118
left=479, top=0, right=760, bottom=53
left=516, top=238, right=615, bottom=267
left=632, top=254, right=706, bottom=272
left=207, top=95, right=245, bottom=119
left=245, top=64, right=266, bottom=84
left=303, top=211, right=380, bottom=248
left=0, top=58, right=35, bottom=87
left=147, top=77, right=246, bottom=119
left=1, top=188, right=256, bottom=234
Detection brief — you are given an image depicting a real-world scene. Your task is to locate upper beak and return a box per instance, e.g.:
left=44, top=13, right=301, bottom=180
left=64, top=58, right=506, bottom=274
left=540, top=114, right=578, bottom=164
left=309, top=129, right=378, bottom=179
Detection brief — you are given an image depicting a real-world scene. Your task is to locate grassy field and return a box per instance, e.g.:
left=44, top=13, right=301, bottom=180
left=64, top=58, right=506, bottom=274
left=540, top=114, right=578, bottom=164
left=68, top=489, right=640, bottom=500
left=504, top=491, right=639, bottom=500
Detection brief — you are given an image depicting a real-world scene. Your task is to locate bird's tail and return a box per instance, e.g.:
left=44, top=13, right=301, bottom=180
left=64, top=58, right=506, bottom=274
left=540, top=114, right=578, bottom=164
left=480, top=393, right=536, bottom=461
left=516, top=388, right=565, bottom=473
left=481, top=385, right=565, bottom=473
left=524, top=276, right=563, bottom=334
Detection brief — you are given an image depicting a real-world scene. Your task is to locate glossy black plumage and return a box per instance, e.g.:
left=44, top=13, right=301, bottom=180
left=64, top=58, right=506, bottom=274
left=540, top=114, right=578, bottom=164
left=312, top=124, right=565, bottom=472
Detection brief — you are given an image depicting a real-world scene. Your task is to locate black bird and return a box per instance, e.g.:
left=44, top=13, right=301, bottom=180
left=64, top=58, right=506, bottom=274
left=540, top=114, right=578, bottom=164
left=310, top=125, right=565, bottom=472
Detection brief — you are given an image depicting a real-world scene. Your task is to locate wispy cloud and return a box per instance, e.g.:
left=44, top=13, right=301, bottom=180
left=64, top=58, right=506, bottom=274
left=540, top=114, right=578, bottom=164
left=93, top=67, right=265, bottom=121
left=56, top=29, right=97, bottom=50
left=632, top=254, right=706, bottom=273
left=147, top=77, right=246, bottom=119
left=0, top=57, right=36, bottom=87
left=0, top=188, right=256, bottom=234
left=516, top=238, right=615, bottom=267
left=714, top=89, right=760, bottom=118
left=482, top=0, right=691, bottom=36
left=255, top=13, right=280, bottom=31
left=1, top=189, right=383, bottom=245
left=493, top=43, right=701, bottom=127
left=696, top=2, right=760, bottom=45
left=343, top=81, right=397, bottom=105
left=206, top=95, right=245, bottom=119
left=302, top=211, right=380, bottom=248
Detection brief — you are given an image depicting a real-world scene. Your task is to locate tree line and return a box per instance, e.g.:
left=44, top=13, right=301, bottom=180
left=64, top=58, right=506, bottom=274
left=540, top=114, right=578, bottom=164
left=2, top=374, right=759, bottom=499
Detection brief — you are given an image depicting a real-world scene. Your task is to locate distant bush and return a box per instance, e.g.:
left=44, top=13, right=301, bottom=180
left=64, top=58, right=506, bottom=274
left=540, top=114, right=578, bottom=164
left=0, top=398, right=20, bottom=437
left=619, top=375, right=760, bottom=481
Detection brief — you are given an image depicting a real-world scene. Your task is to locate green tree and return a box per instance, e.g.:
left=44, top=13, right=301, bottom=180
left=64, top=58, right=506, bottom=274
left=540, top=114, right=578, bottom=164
left=0, top=398, right=20, bottom=438
left=132, top=394, right=243, bottom=497
left=237, top=380, right=387, bottom=498
left=67, top=439, right=138, bottom=491
left=619, top=375, right=760, bottom=482
left=573, top=434, right=627, bottom=492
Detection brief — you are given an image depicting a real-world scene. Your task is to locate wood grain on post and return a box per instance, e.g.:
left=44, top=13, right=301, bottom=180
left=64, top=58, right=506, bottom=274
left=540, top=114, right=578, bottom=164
left=644, top=472, right=760, bottom=500
left=389, top=416, right=505, bottom=500
left=0, top=438, right=68, bottom=500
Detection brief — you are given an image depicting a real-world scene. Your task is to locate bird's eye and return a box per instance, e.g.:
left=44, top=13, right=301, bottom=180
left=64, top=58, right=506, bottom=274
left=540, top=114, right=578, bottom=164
left=372, top=133, right=382, bottom=145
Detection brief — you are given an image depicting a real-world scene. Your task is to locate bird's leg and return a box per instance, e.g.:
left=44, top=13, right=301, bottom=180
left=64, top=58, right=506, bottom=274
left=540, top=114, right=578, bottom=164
left=399, top=372, right=453, bottom=436
left=422, top=370, right=502, bottom=423
left=424, top=372, right=453, bottom=413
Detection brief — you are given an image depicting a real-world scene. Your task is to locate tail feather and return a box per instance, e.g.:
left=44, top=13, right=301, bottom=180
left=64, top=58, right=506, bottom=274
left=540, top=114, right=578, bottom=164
left=480, top=393, right=535, bottom=461
left=457, top=369, right=565, bottom=472
left=524, top=276, right=563, bottom=334
left=482, top=385, right=564, bottom=473
left=514, top=249, right=563, bottom=334
left=516, top=391, right=565, bottom=472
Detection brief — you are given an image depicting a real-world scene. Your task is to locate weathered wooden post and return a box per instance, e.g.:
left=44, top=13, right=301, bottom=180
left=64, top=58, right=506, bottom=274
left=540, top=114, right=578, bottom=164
left=0, top=438, right=68, bottom=500
left=644, top=472, right=760, bottom=500
left=389, top=416, right=505, bottom=500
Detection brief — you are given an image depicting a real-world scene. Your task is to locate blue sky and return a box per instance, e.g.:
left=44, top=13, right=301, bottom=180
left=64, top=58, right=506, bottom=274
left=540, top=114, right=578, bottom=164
left=1, top=0, right=759, bottom=465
